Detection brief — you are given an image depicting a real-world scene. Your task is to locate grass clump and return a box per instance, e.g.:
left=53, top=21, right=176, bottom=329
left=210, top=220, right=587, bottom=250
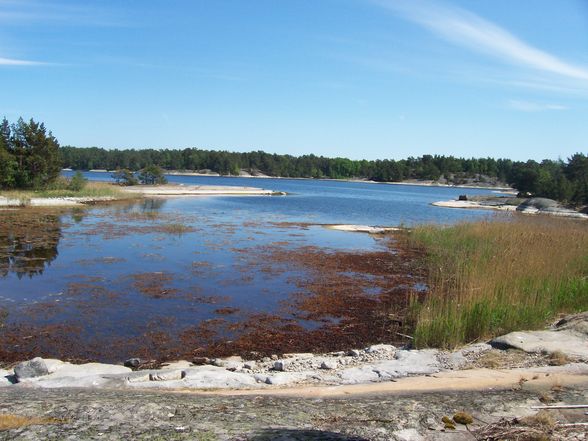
left=409, top=216, right=588, bottom=348
left=0, top=181, right=134, bottom=203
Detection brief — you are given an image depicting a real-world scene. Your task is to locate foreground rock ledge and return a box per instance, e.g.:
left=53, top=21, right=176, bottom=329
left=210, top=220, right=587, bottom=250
left=2, top=312, right=587, bottom=392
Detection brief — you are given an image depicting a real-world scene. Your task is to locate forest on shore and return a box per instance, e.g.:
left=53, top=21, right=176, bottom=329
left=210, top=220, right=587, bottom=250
left=1, top=118, right=587, bottom=205
left=61, top=145, right=588, bottom=205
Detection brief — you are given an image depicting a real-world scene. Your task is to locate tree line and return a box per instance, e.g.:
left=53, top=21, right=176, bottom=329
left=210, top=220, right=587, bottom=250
left=1, top=118, right=587, bottom=205
left=61, top=146, right=588, bottom=205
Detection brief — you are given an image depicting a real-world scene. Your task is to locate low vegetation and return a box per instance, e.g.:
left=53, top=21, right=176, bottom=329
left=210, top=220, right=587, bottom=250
left=0, top=181, right=133, bottom=205
left=409, top=216, right=588, bottom=348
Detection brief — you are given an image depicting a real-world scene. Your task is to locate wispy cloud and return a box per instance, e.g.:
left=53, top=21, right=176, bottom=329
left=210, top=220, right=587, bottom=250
left=508, top=100, right=567, bottom=112
left=372, top=0, right=588, bottom=84
left=0, top=0, right=126, bottom=27
left=0, top=57, right=45, bottom=66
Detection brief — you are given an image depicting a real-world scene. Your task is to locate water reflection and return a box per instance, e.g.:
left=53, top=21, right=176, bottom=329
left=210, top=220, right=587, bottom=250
left=0, top=210, right=63, bottom=279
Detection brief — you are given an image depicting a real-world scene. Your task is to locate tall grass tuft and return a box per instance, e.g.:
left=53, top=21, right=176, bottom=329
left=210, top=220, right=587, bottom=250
left=1, top=182, right=135, bottom=203
left=409, top=216, right=588, bottom=348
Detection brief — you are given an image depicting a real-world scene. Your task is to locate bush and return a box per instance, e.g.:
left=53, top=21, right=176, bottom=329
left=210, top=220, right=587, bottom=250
left=138, top=165, right=167, bottom=185
left=67, top=171, right=87, bottom=191
left=112, top=169, right=138, bottom=186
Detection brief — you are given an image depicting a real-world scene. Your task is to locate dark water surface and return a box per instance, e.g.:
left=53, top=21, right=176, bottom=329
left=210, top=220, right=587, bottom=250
left=0, top=174, right=502, bottom=362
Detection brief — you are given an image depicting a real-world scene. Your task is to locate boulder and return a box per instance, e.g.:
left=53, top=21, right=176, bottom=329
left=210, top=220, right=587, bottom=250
left=124, top=358, right=142, bottom=369
left=555, top=312, right=588, bottom=336
left=491, top=330, right=588, bottom=360
left=273, top=360, right=288, bottom=371
left=320, top=360, right=338, bottom=370
left=14, top=357, right=49, bottom=380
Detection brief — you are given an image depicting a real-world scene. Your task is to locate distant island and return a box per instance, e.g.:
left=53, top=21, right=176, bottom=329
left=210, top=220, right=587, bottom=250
left=61, top=146, right=588, bottom=206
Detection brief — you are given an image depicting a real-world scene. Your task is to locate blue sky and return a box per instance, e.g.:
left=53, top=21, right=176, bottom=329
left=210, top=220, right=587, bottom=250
left=1, top=0, right=587, bottom=161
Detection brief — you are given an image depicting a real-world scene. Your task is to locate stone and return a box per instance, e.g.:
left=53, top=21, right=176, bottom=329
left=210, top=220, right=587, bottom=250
left=192, top=357, right=210, bottom=365
left=212, top=356, right=243, bottom=370
left=14, top=357, right=49, bottom=380
left=491, top=330, right=588, bottom=360
left=243, top=361, right=256, bottom=370
left=366, top=344, right=396, bottom=353
left=555, top=311, right=588, bottom=336
left=149, top=370, right=184, bottom=381
left=348, top=349, right=361, bottom=357
left=320, top=360, right=338, bottom=370
left=124, top=358, right=142, bottom=369
left=273, top=360, right=288, bottom=371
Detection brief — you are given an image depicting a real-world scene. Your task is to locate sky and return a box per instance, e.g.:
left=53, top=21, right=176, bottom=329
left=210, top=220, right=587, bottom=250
left=1, top=0, right=587, bottom=161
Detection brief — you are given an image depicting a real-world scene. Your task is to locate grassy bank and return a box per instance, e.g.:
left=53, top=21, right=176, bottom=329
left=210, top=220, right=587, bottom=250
left=0, top=182, right=134, bottom=205
left=409, top=216, right=588, bottom=348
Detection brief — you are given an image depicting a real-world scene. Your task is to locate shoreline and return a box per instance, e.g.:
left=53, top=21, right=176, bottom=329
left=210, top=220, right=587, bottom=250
left=3, top=311, right=587, bottom=393
left=77, top=169, right=514, bottom=191
left=432, top=198, right=588, bottom=218
left=0, top=183, right=283, bottom=207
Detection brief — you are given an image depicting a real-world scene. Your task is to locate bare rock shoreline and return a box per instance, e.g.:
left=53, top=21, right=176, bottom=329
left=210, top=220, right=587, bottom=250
left=1, top=313, right=588, bottom=440
left=433, top=196, right=588, bottom=219
left=2, top=312, right=587, bottom=392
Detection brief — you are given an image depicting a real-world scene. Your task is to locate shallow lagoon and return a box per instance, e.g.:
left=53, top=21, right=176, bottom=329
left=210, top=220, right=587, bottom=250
left=0, top=176, right=503, bottom=362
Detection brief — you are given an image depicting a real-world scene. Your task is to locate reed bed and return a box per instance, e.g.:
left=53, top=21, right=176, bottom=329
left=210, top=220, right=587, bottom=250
left=0, top=182, right=133, bottom=202
left=409, top=216, right=588, bottom=348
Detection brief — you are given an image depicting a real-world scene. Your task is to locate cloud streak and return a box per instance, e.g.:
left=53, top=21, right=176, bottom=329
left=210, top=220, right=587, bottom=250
left=373, top=0, right=588, bottom=82
left=0, top=56, right=44, bottom=66
left=508, top=100, right=567, bottom=112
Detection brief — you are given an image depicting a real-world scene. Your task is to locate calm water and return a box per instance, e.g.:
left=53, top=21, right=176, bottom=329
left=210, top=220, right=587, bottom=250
left=0, top=174, right=502, bottom=362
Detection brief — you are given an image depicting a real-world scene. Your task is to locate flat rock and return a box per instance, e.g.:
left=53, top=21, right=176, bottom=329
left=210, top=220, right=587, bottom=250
left=149, top=370, right=184, bottom=381
left=491, top=330, right=588, bottom=360
left=182, top=366, right=257, bottom=388
left=14, top=357, right=49, bottom=380
left=393, top=428, right=426, bottom=441
left=372, top=349, right=441, bottom=379
left=338, top=365, right=380, bottom=384
left=262, top=372, right=309, bottom=386
left=49, top=362, right=132, bottom=378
